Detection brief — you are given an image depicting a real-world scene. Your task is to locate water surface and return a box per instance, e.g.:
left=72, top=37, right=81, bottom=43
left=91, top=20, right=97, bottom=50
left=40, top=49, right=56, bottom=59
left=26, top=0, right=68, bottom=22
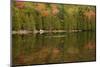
left=12, top=31, right=96, bottom=65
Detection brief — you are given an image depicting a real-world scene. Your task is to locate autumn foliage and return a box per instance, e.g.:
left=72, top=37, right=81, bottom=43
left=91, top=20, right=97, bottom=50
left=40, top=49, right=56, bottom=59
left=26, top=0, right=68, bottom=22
left=12, top=2, right=96, bottom=31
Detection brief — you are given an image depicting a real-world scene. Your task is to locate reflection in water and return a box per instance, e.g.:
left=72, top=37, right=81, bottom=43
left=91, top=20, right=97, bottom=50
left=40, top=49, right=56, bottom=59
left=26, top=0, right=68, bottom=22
left=12, top=31, right=96, bottom=65
left=84, top=41, right=96, bottom=50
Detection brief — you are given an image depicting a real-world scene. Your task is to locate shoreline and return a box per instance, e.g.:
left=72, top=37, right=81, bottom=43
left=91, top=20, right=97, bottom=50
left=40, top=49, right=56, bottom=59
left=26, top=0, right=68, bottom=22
left=12, top=29, right=95, bottom=34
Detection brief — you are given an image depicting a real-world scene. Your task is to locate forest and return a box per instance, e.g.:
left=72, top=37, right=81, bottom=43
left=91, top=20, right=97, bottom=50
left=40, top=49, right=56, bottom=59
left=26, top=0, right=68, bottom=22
left=12, top=1, right=96, bottom=33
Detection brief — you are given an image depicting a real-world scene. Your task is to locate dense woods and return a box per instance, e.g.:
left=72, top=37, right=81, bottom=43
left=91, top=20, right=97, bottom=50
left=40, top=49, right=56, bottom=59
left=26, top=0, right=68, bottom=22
left=12, top=1, right=96, bottom=32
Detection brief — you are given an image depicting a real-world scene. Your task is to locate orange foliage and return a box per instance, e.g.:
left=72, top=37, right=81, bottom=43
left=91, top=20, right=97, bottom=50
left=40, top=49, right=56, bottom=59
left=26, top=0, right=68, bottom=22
left=35, top=4, right=60, bottom=16
left=42, top=10, right=49, bottom=17
left=35, top=3, right=46, bottom=12
left=35, top=3, right=50, bottom=16
left=16, top=2, right=25, bottom=9
left=51, top=4, right=59, bottom=15
left=83, top=10, right=96, bottom=21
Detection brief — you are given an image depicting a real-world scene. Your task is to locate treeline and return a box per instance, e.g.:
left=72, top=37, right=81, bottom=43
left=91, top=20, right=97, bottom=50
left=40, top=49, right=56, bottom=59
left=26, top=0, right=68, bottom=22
left=12, top=1, right=96, bottom=31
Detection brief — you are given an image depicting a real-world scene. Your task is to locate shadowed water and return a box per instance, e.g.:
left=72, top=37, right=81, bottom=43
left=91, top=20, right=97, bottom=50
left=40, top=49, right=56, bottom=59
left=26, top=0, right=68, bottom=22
left=12, top=31, right=96, bottom=66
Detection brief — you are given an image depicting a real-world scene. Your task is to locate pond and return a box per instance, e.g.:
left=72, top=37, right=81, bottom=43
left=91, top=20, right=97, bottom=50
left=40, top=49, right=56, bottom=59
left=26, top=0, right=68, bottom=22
left=12, top=31, right=96, bottom=66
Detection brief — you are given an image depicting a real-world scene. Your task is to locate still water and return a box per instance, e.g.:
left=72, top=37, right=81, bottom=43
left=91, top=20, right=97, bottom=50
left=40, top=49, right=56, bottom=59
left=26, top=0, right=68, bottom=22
left=12, top=31, right=96, bottom=65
